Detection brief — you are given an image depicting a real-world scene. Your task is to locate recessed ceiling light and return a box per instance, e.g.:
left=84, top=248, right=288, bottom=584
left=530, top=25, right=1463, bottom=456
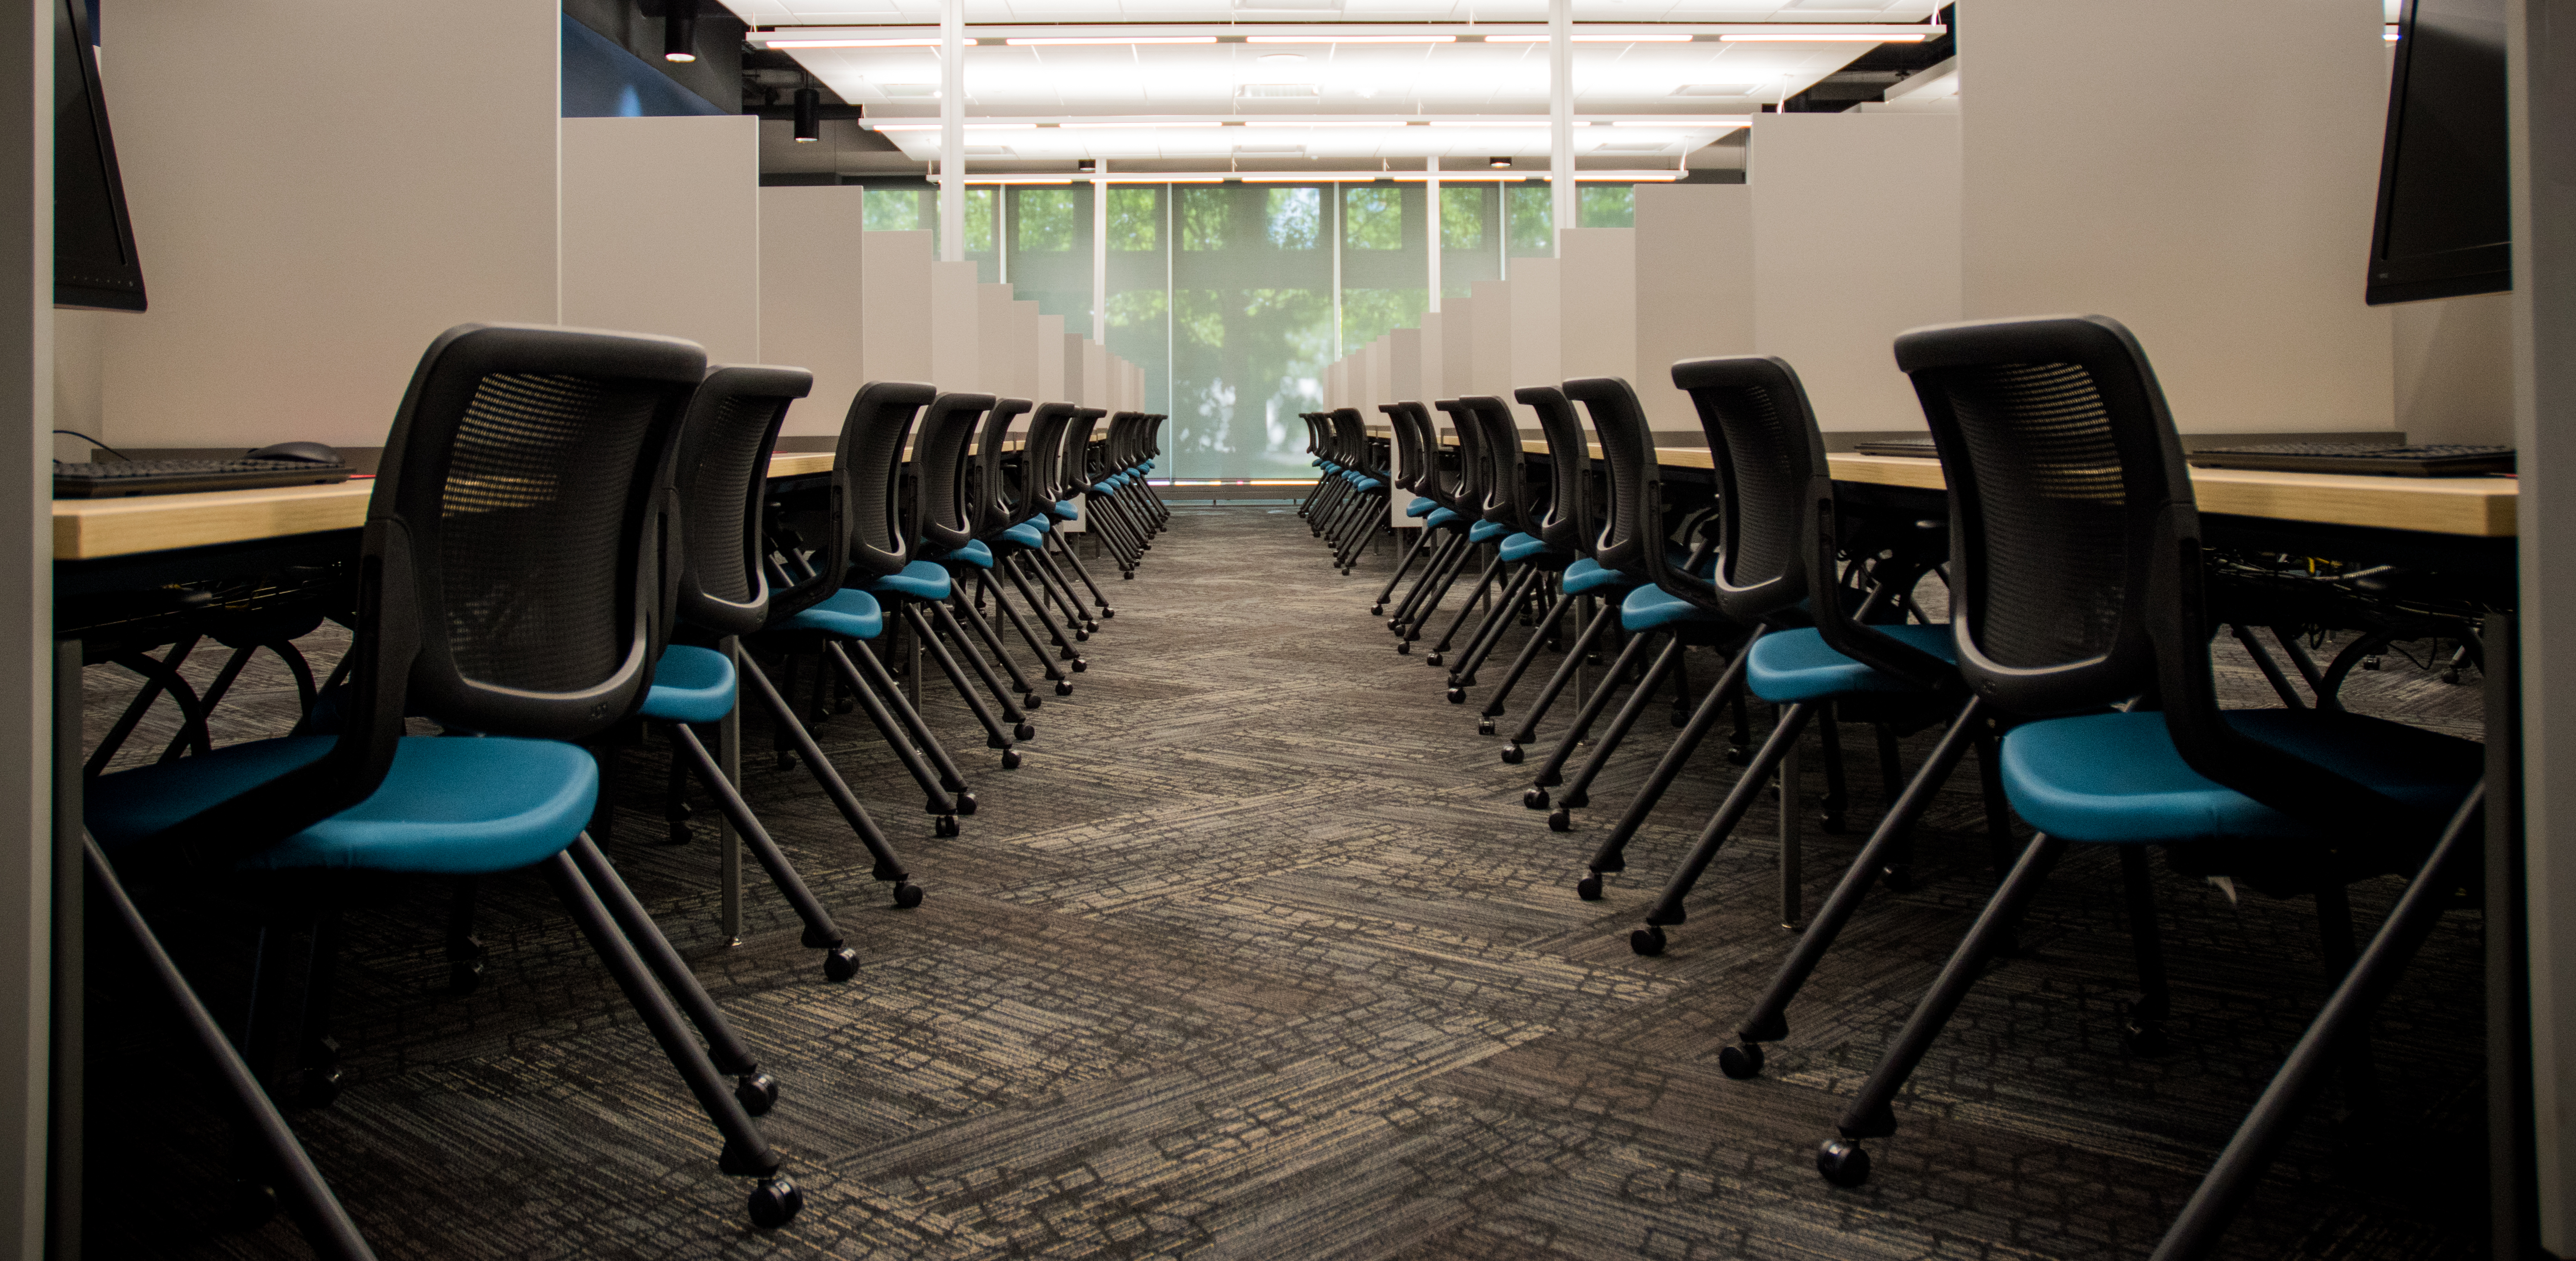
left=1006, top=36, right=1218, bottom=45
left=1489, top=156, right=1511, bottom=168
left=769, top=37, right=961, bottom=48
left=1720, top=32, right=1922, bottom=42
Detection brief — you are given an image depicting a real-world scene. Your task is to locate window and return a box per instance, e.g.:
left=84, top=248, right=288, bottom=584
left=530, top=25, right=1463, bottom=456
left=1266, top=187, right=1320, bottom=249
left=1182, top=187, right=1228, bottom=251
left=1507, top=184, right=1552, bottom=254
left=1344, top=185, right=1404, bottom=250
left=1017, top=188, right=1076, bottom=252
left=864, top=187, right=923, bottom=232
left=1109, top=187, right=1159, bottom=251
left=964, top=187, right=996, bottom=254
left=1440, top=186, right=1484, bottom=249
left=1579, top=184, right=1635, bottom=229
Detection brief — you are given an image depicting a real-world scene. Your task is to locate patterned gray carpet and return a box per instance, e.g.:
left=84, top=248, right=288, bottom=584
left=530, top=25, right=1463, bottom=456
left=83, top=506, right=2488, bottom=1260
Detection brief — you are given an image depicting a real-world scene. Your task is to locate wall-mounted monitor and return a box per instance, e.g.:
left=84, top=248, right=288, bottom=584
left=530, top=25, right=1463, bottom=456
left=2367, top=0, right=2510, bottom=305
left=55, top=0, right=145, bottom=311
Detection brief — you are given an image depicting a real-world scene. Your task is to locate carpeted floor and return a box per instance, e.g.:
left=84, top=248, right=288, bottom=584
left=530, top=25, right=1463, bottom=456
left=83, top=506, right=2488, bottom=1260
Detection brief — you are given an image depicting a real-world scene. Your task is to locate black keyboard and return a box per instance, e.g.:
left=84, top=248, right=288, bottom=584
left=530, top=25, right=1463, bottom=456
left=2185, top=443, right=2515, bottom=477
left=1852, top=440, right=1939, bottom=458
left=54, top=458, right=354, bottom=499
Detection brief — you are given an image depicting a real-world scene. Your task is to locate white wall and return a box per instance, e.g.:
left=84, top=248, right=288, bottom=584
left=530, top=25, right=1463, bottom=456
left=759, top=185, right=868, bottom=437
left=1417, top=312, right=1445, bottom=401
left=1037, top=314, right=1065, bottom=405
left=1471, top=280, right=1513, bottom=398
left=1559, top=228, right=1637, bottom=391
left=1081, top=340, right=1107, bottom=409
left=1389, top=327, right=1423, bottom=403
left=562, top=117, right=760, bottom=366
left=2394, top=291, right=2514, bottom=445
left=862, top=231, right=934, bottom=383
left=100, top=0, right=559, bottom=448
left=1752, top=112, right=1963, bottom=431
left=978, top=284, right=1025, bottom=398
left=1509, top=258, right=1562, bottom=397
left=1442, top=295, right=1477, bottom=399
left=1635, top=184, right=1754, bottom=433
left=1963, top=0, right=2392, bottom=434
left=930, top=260, right=980, bottom=392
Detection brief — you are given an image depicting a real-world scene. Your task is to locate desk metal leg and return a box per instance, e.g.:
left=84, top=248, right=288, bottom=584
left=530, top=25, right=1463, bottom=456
left=48, top=641, right=78, bottom=1260
left=2487, top=613, right=2538, bottom=1260
left=719, top=637, right=741, bottom=946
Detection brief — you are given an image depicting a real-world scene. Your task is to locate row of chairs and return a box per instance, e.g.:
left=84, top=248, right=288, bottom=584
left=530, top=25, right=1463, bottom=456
left=83, top=324, right=1172, bottom=1255
left=1301, top=315, right=2485, bottom=1259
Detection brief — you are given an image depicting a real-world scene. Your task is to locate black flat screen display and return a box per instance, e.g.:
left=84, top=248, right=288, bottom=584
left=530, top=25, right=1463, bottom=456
left=2367, top=0, right=2510, bottom=305
left=55, top=0, right=144, bottom=312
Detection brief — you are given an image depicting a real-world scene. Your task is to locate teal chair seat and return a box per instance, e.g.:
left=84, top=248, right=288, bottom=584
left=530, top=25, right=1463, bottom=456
left=1498, top=532, right=1565, bottom=565
left=1424, top=507, right=1463, bottom=529
left=863, top=559, right=953, bottom=601
left=1053, top=499, right=1080, bottom=520
left=1999, top=709, right=2483, bottom=846
left=1354, top=477, right=1385, bottom=492
left=89, top=736, right=598, bottom=874
left=640, top=644, right=735, bottom=724
left=1405, top=497, right=1439, bottom=518
left=1467, top=520, right=1509, bottom=544
left=939, top=538, right=994, bottom=570
left=1561, top=556, right=1640, bottom=596
left=1620, top=582, right=1727, bottom=633
left=1746, top=624, right=1957, bottom=704
left=780, top=587, right=884, bottom=640
left=999, top=521, right=1046, bottom=549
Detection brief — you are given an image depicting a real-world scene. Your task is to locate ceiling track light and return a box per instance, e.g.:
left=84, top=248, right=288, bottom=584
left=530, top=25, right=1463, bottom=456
left=793, top=88, right=822, bottom=142
left=664, top=0, right=698, bottom=62
left=1489, top=156, right=1511, bottom=169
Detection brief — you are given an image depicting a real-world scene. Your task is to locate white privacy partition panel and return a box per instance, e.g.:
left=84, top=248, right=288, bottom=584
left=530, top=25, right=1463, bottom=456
left=862, top=231, right=934, bottom=385
left=1634, top=184, right=1752, bottom=434
left=760, top=185, right=869, bottom=437
left=562, top=117, right=761, bottom=367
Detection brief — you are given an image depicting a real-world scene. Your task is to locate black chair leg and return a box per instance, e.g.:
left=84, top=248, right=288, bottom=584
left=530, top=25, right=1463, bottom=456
left=86, top=838, right=381, bottom=1261
left=898, top=603, right=1021, bottom=763
left=1028, top=546, right=1098, bottom=631
left=1387, top=532, right=1458, bottom=633
left=540, top=848, right=802, bottom=1229
left=2312, top=881, right=2381, bottom=1115
left=1546, top=634, right=1688, bottom=824
left=1816, top=832, right=2071, bottom=1189
left=836, top=640, right=978, bottom=811
left=1045, top=531, right=1115, bottom=615
left=1400, top=539, right=1478, bottom=649
left=1008, top=556, right=1090, bottom=666
left=567, top=837, right=776, bottom=1093
left=928, top=598, right=1032, bottom=732
left=1525, top=619, right=1657, bottom=796
left=1725, top=701, right=1987, bottom=1076
left=740, top=660, right=931, bottom=895
left=664, top=721, right=865, bottom=981
left=1626, top=702, right=1817, bottom=956
left=1815, top=711, right=1848, bottom=834
left=1504, top=598, right=1617, bottom=761
left=445, top=877, right=486, bottom=994
left=1576, top=636, right=1757, bottom=891
left=1370, top=526, right=1433, bottom=614
left=981, top=571, right=1070, bottom=686
left=662, top=736, right=693, bottom=844
left=1479, top=586, right=1573, bottom=727
left=291, top=910, right=346, bottom=1108
left=950, top=592, right=1039, bottom=708
left=2119, top=845, right=2174, bottom=1056
left=1449, top=565, right=1540, bottom=691
left=1424, top=552, right=1506, bottom=660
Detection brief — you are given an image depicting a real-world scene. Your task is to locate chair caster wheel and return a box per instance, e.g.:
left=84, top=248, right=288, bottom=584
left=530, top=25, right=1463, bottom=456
left=1121, top=570, right=1135, bottom=580
left=2121, top=1009, right=2170, bottom=1057
left=1816, top=1140, right=1870, bottom=1188
left=1071, top=658, right=1087, bottom=672
left=988, top=734, right=1010, bottom=750
left=1426, top=653, right=1445, bottom=668
left=774, top=752, right=799, bottom=772
left=1500, top=744, right=1524, bottom=765
left=956, top=792, right=979, bottom=816
left=1478, top=718, right=1496, bottom=736
left=1726, top=744, right=1750, bottom=766
left=933, top=814, right=960, bottom=838
left=1719, top=1042, right=1765, bottom=1079
left=1387, top=619, right=1406, bottom=633
left=1370, top=604, right=1384, bottom=616
left=1547, top=808, right=1572, bottom=832
left=835, top=697, right=856, bottom=714
left=1023, top=694, right=1041, bottom=711
left=1055, top=680, right=1074, bottom=696
left=448, top=959, right=485, bottom=995
left=664, top=820, right=692, bottom=845
left=1074, top=629, right=1090, bottom=642
left=735, top=1071, right=781, bottom=1115
left=1575, top=875, right=1603, bottom=901
left=893, top=882, right=924, bottom=909
left=226, top=1179, right=281, bottom=1230
left=1523, top=787, right=1550, bottom=810
left=1001, top=748, right=1024, bottom=770
left=1820, top=811, right=1847, bottom=835
left=748, top=1175, right=804, bottom=1229
left=823, top=946, right=860, bottom=983
left=1099, top=608, right=1114, bottom=619
left=1014, top=722, right=1037, bottom=741
left=1630, top=925, right=1667, bottom=957
left=1563, top=788, right=1588, bottom=808
left=1446, top=688, right=1466, bottom=705
left=295, top=1065, right=344, bottom=1109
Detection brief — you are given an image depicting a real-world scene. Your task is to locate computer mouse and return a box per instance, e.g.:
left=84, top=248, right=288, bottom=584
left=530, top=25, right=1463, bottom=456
left=248, top=441, right=342, bottom=465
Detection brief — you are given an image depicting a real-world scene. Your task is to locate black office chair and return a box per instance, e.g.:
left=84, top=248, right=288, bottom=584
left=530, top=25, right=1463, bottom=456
left=980, top=402, right=1088, bottom=686
left=1437, top=395, right=1574, bottom=706
left=1366, top=401, right=1445, bottom=617
left=1808, top=314, right=2484, bottom=1194
left=909, top=391, right=1041, bottom=755
left=85, top=323, right=805, bottom=1233
left=1394, top=400, right=1495, bottom=655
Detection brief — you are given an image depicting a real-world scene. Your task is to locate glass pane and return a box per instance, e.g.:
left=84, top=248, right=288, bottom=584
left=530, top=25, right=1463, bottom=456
left=864, top=187, right=923, bottom=231
left=1344, top=185, right=1404, bottom=250
left=1017, top=188, right=1077, bottom=252
left=1266, top=187, right=1320, bottom=249
left=1579, top=184, right=1635, bottom=228
left=965, top=187, right=998, bottom=281
left=1506, top=184, right=1552, bottom=256
left=1342, top=289, right=1426, bottom=350
left=1182, top=187, right=1228, bottom=251
left=1440, top=186, right=1484, bottom=249
left=1109, top=187, right=1158, bottom=251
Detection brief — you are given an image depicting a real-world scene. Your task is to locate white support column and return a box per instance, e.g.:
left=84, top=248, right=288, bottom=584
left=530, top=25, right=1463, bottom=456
left=1091, top=168, right=1109, bottom=338
left=938, top=0, right=964, bottom=263
left=1549, top=0, right=1574, bottom=254
left=1426, top=156, right=1443, bottom=314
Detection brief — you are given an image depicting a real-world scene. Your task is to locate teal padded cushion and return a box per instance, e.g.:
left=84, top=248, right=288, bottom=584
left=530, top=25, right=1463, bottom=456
left=1498, top=532, right=1561, bottom=564
left=1000, top=521, right=1046, bottom=549
left=1425, top=507, right=1463, bottom=529
left=863, top=559, right=953, bottom=601
left=640, top=644, right=734, bottom=725
left=1746, top=624, right=1957, bottom=704
left=1467, top=520, right=1509, bottom=544
left=1405, top=497, right=1439, bottom=519
left=2000, top=709, right=2482, bottom=845
left=1355, top=478, right=1385, bottom=492
left=1561, top=557, right=1637, bottom=595
left=780, top=587, right=884, bottom=640
left=943, top=538, right=995, bottom=570
left=90, top=735, right=597, bottom=874
left=1620, top=582, right=1726, bottom=633
left=1054, top=499, right=1081, bottom=520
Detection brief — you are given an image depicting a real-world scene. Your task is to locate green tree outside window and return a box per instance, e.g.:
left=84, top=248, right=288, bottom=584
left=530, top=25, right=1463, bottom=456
left=964, top=187, right=996, bottom=253
left=1109, top=187, right=1159, bottom=251
left=1017, top=188, right=1076, bottom=251
left=1507, top=185, right=1551, bottom=253
left=1344, top=185, right=1403, bottom=250
left=864, top=188, right=921, bottom=232
left=1182, top=187, right=1227, bottom=251
left=1341, top=288, right=1427, bottom=350
left=1579, top=184, right=1634, bottom=228
left=1267, top=187, right=1319, bottom=249
left=1440, top=186, right=1484, bottom=249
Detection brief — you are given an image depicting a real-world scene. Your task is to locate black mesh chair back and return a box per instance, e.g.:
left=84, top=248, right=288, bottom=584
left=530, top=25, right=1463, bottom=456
left=969, top=397, right=1033, bottom=538
left=1145, top=415, right=1164, bottom=458
left=1062, top=410, right=1103, bottom=491
left=1021, top=403, right=1077, bottom=511
left=1433, top=399, right=1490, bottom=517
left=1675, top=355, right=1950, bottom=688
left=831, top=380, right=938, bottom=580
left=1329, top=408, right=1373, bottom=478
left=1106, top=411, right=1141, bottom=471
left=1459, top=396, right=1536, bottom=535
left=670, top=365, right=811, bottom=640
left=915, top=391, right=998, bottom=555
left=1379, top=402, right=1430, bottom=496
left=1563, top=378, right=1689, bottom=596
left=1301, top=413, right=1324, bottom=460
left=1515, top=386, right=1597, bottom=560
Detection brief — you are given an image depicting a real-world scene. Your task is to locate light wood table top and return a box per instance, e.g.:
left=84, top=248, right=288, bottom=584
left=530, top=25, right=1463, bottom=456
left=1355, top=429, right=2516, bottom=539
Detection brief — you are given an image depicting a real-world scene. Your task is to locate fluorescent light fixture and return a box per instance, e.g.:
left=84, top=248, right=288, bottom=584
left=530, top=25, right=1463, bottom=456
left=874, top=122, right=1036, bottom=131
left=1235, top=172, right=1333, bottom=181
left=1489, top=156, right=1511, bottom=168
left=1006, top=35, right=1216, bottom=45
left=2384, top=24, right=2401, bottom=39
left=1720, top=32, right=1924, bottom=42
left=1429, top=120, right=1546, bottom=127
left=1609, top=118, right=1745, bottom=126
left=963, top=176, right=1075, bottom=184
left=770, top=37, right=964, bottom=48
left=1484, top=33, right=1694, bottom=42
left=1244, top=34, right=1457, bottom=43
left=1107, top=174, right=1225, bottom=182
left=1242, top=119, right=1391, bottom=127
left=1060, top=120, right=1223, bottom=127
